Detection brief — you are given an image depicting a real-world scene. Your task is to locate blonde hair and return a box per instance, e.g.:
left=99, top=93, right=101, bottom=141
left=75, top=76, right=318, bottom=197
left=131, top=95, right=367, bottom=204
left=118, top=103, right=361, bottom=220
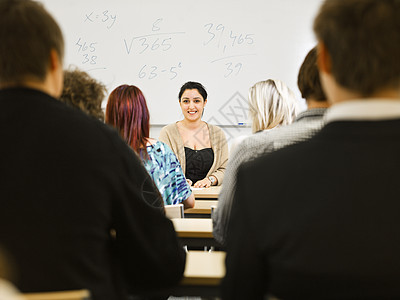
left=249, top=79, right=300, bottom=133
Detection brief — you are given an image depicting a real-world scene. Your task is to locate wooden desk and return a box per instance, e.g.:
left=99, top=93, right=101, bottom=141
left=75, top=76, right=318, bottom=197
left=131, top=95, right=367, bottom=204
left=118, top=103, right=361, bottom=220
left=171, top=218, right=220, bottom=248
left=172, top=218, right=213, bottom=238
left=185, top=200, right=218, bottom=215
left=170, top=251, right=226, bottom=297
left=182, top=250, right=226, bottom=285
left=23, top=289, right=90, bottom=300
left=192, top=186, right=221, bottom=199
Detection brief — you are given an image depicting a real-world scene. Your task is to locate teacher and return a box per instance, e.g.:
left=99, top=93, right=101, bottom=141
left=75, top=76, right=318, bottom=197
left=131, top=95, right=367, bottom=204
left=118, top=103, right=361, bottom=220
left=159, top=81, right=228, bottom=188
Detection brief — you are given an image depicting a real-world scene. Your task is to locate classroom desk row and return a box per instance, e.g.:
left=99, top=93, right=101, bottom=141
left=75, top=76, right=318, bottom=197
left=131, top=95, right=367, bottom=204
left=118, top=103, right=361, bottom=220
left=175, top=188, right=221, bottom=245
left=171, top=186, right=223, bottom=294
left=171, top=218, right=221, bottom=248
left=186, top=186, right=221, bottom=218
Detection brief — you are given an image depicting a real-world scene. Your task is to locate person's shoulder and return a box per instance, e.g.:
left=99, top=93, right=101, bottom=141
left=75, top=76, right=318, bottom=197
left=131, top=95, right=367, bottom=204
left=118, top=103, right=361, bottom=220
left=158, top=141, right=179, bottom=159
left=160, top=123, right=180, bottom=140
left=295, top=108, right=327, bottom=121
left=245, top=134, right=315, bottom=174
left=47, top=95, right=134, bottom=158
left=146, top=138, right=158, bottom=145
left=148, top=140, right=175, bottom=155
left=233, top=130, right=277, bottom=159
left=156, top=140, right=171, bottom=149
left=5, top=87, right=125, bottom=147
left=244, top=114, right=324, bottom=149
left=207, top=123, right=227, bottom=139
left=161, top=123, right=178, bottom=132
left=150, top=141, right=181, bottom=169
left=149, top=140, right=165, bottom=150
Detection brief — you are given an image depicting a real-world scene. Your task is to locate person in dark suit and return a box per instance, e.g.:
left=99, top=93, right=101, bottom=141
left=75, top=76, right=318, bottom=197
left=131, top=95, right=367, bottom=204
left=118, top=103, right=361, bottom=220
left=223, top=0, right=400, bottom=299
left=0, top=1, right=185, bottom=300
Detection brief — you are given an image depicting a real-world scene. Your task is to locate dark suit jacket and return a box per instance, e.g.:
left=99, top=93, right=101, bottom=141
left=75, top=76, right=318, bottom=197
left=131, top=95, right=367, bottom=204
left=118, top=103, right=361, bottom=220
left=0, top=88, right=185, bottom=300
left=223, top=119, right=400, bottom=300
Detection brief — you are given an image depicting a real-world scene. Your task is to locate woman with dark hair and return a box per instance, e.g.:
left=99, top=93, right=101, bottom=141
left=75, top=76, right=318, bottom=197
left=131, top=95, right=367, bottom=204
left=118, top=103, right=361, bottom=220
left=159, top=81, right=228, bottom=188
left=106, top=84, right=195, bottom=208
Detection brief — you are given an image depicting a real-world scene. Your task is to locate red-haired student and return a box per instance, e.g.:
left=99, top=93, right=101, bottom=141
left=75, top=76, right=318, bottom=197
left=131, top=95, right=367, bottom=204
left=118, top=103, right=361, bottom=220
left=106, top=84, right=195, bottom=208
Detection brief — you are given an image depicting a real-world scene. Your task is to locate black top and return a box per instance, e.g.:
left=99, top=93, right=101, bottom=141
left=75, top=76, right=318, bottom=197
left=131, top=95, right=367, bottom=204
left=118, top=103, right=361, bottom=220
left=184, top=147, right=214, bottom=183
left=0, top=88, right=185, bottom=300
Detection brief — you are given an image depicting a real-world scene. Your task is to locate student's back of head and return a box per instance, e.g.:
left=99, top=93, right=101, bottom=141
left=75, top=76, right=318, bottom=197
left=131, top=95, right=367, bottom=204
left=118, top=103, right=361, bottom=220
left=60, top=68, right=107, bottom=121
left=314, top=0, right=400, bottom=97
left=106, top=84, right=195, bottom=208
left=0, top=0, right=64, bottom=92
left=248, top=79, right=300, bottom=133
left=105, top=84, right=150, bottom=155
left=297, top=46, right=327, bottom=103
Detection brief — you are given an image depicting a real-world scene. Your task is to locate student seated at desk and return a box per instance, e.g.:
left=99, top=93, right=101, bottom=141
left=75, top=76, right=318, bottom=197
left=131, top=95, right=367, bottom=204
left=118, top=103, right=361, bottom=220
left=106, top=84, right=195, bottom=208
left=159, top=81, right=228, bottom=188
left=223, top=0, right=400, bottom=299
left=214, top=47, right=329, bottom=245
left=0, top=1, right=184, bottom=298
left=61, top=71, right=163, bottom=208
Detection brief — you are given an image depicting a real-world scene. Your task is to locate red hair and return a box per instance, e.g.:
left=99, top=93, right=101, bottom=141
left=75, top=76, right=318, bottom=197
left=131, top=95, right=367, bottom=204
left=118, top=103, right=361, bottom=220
left=105, top=85, right=150, bottom=158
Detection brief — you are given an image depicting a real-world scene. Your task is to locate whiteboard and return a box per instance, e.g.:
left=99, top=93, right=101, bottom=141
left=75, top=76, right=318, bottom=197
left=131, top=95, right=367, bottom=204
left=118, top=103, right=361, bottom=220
left=41, top=0, right=323, bottom=126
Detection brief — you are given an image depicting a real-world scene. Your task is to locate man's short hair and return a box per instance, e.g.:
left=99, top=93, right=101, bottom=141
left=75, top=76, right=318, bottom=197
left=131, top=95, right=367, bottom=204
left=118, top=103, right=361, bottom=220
left=60, top=69, right=107, bottom=121
left=297, top=46, right=326, bottom=102
left=0, top=0, right=64, bottom=84
left=314, top=0, right=400, bottom=96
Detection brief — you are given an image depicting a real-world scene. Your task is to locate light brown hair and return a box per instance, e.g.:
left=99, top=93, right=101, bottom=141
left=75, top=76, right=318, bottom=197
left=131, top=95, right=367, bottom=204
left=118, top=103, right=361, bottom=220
left=0, top=0, right=64, bottom=84
left=60, top=69, right=106, bottom=121
left=314, top=0, right=400, bottom=96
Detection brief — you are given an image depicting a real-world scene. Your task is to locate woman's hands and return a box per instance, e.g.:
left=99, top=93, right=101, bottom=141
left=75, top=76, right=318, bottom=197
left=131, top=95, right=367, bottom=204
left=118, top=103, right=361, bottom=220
left=193, top=177, right=212, bottom=188
left=187, top=176, right=217, bottom=188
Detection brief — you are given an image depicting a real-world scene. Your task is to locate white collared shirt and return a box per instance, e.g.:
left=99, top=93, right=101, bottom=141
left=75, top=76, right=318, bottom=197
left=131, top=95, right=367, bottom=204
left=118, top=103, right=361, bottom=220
left=325, top=99, right=400, bottom=123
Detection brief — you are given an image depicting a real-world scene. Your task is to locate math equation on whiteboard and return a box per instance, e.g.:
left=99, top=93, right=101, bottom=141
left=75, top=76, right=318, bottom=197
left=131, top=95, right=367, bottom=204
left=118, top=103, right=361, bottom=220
left=75, top=38, right=98, bottom=65
left=138, top=62, right=182, bottom=81
left=84, top=10, right=117, bottom=29
left=123, top=19, right=184, bottom=55
left=121, top=18, right=256, bottom=80
left=203, top=23, right=254, bottom=52
left=203, top=23, right=256, bottom=78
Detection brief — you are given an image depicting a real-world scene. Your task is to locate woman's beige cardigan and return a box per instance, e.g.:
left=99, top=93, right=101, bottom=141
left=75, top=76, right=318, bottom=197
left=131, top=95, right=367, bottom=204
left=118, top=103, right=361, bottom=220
left=159, top=123, right=228, bottom=185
